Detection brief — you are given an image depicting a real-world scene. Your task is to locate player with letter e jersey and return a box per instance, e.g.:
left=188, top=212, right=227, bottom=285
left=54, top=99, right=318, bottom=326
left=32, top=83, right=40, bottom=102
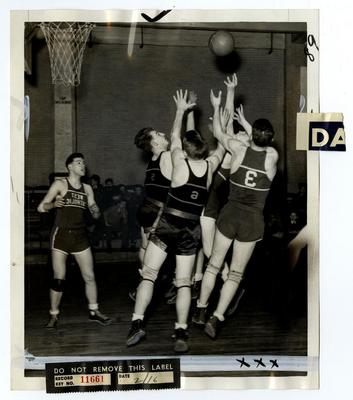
left=193, top=89, right=278, bottom=339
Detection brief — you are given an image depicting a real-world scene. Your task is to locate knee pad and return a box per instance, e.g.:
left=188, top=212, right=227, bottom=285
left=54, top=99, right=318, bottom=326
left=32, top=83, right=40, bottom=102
left=227, top=270, right=243, bottom=284
left=140, top=265, right=159, bottom=284
left=51, top=279, right=65, bottom=292
left=204, top=263, right=221, bottom=276
left=174, top=278, right=191, bottom=290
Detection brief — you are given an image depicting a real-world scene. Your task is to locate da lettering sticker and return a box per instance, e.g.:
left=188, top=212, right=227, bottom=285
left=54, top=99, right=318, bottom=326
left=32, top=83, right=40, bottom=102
left=296, top=113, right=346, bottom=151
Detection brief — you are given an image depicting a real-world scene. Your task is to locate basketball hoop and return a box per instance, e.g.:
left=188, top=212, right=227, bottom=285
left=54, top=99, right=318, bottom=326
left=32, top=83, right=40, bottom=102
left=40, top=22, right=95, bottom=87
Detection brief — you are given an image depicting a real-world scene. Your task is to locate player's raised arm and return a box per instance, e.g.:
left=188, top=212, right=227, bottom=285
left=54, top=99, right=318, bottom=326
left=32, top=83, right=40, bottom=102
left=211, top=89, right=246, bottom=156
left=224, top=73, right=237, bottom=135
left=234, top=104, right=252, bottom=140
left=170, top=89, right=196, bottom=157
left=186, top=91, right=197, bottom=131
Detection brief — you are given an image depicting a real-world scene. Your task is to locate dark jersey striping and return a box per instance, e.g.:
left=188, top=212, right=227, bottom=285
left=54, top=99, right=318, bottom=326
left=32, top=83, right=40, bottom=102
left=55, top=179, right=88, bottom=229
left=229, top=147, right=272, bottom=211
left=212, top=165, right=230, bottom=195
left=144, top=152, right=171, bottom=205
left=166, top=159, right=209, bottom=217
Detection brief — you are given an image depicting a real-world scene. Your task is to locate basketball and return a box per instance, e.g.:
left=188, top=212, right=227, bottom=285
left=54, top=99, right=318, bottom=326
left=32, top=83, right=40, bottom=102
left=209, top=31, right=234, bottom=56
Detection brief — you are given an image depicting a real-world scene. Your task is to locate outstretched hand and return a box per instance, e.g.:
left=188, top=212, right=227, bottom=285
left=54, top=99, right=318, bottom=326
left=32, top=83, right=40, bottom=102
left=173, top=89, right=196, bottom=112
left=224, top=73, right=238, bottom=89
left=210, top=89, right=222, bottom=108
left=233, top=104, right=246, bottom=126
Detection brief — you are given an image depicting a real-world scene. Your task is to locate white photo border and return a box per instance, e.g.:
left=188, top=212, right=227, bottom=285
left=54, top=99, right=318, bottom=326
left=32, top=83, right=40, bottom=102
left=10, top=8, right=319, bottom=391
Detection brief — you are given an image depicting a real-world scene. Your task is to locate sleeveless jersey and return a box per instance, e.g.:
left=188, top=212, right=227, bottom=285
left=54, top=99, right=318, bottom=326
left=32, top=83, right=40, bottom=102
left=144, top=152, right=171, bottom=206
left=55, top=179, right=88, bottom=229
left=166, top=159, right=209, bottom=218
left=229, top=147, right=272, bottom=211
left=213, top=166, right=230, bottom=191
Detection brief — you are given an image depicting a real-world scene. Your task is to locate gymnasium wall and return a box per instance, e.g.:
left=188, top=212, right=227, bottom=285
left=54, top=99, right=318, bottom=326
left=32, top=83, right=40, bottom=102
left=77, top=44, right=285, bottom=185
left=25, top=29, right=306, bottom=193
left=25, top=40, right=54, bottom=187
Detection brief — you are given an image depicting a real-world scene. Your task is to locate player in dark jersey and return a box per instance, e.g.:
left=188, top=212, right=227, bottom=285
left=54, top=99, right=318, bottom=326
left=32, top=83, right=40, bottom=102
left=134, top=128, right=172, bottom=264
left=193, top=90, right=278, bottom=338
left=126, top=90, right=225, bottom=353
left=38, top=153, right=112, bottom=329
left=131, top=93, right=198, bottom=303
left=127, top=127, right=172, bottom=301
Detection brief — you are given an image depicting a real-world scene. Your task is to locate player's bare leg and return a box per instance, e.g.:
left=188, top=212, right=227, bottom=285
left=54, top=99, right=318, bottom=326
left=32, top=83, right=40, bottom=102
left=193, top=229, right=232, bottom=325
left=173, top=254, right=195, bottom=353
left=139, top=228, right=149, bottom=265
left=204, top=240, right=256, bottom=339
left=199, top=229, right=232, bottom=305
left=75, top=248, right=112, bottom=325
left=192, top=248, right=204, bottom=299
left=201, top=215, right=216, bottom=259
left=46, top=250, right=67, bottom=328
left=201, top=215, right=229, bottom=282
left=127, top=241, right=167, bottom=346
left=215, top=240, right=256, bottom=317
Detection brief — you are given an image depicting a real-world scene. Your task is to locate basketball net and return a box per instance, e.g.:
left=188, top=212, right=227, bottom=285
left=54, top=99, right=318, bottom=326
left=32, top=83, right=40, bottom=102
left=40, top=22, right=95, bottom=87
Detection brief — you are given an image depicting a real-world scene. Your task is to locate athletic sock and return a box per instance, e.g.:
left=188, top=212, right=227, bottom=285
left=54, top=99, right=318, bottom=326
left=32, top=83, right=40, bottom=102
left=88, top=303, right=99, bottom=313
left=175, top=322, right=188, bottom=330
left=132, top=313, right=144, bottom=321
left=213, top=311, right=225, bottom=322
left=196, top=300, right=208, bottom=308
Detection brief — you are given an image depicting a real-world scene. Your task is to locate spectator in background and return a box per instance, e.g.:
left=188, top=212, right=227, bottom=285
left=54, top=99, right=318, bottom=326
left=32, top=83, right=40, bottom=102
left=103, top=193, right=129, bottom=251
left=118, top=184, right=130, bottom=203
left=90, top=174, right=103, bottom=190
left=105, top=178, right=114, bottom=187
left=127, top=185, right=145, bottom=249
left=134, top=185, right=145, bottom=205
left=101, top=178, right=115, bottom=211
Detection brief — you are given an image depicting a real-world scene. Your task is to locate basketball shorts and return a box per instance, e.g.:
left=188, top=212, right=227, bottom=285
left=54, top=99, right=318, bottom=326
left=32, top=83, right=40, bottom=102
left=216, top=202, right=264, bottom=242
left=203, top=180, right=229, bottom=219
left=203, top=182, right=229, bottom=219
left=137, top=203, right=160, bottom=233
left=51, top=226, right=90, bottom=254
left=150, top=213, right=201, bottom=256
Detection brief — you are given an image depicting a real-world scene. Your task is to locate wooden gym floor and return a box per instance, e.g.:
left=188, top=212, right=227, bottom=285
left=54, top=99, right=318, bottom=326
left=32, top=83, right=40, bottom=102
left=24, top=248, right=307, bottom=359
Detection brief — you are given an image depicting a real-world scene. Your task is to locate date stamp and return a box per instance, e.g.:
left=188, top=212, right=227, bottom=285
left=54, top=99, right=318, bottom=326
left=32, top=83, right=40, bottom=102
left=46, top=359, right=180, bottom=393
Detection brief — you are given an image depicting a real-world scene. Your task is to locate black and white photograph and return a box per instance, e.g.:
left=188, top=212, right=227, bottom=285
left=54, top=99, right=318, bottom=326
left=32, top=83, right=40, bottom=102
left=10, top=9, right=320, bottom=391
